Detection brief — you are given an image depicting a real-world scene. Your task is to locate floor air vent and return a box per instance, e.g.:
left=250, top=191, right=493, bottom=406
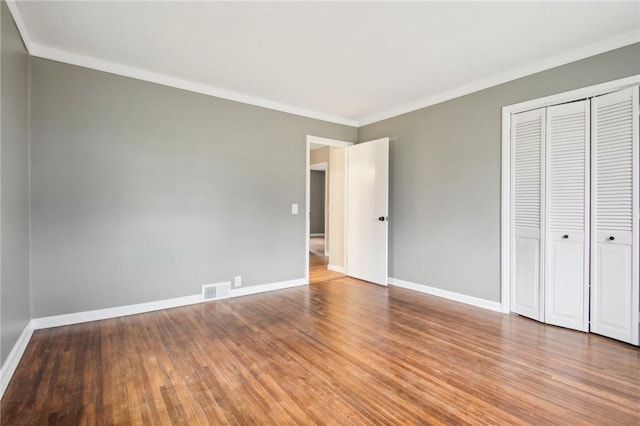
left=202, top=282, right=231, bottom=302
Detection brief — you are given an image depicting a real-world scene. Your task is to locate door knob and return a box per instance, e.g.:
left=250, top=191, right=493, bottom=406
left=609, top=236, right=615, bottom=241
left=562, top=234, right=569, bottom=239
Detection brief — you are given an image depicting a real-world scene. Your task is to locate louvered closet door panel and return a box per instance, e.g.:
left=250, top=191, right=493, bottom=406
left=511, top=109, right=544, bottom=321
left=591, top=87, right=639, bottom=345
left=544, top=100, right=589, bottom=331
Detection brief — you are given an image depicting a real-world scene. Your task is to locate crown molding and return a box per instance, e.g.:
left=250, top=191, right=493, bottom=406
left=358, top=31, right=640, bottom=126
left=29, top=44, right=360, bottom=127
left=5, top=1, right=358, bottom=127
left=6, top=1, right=639, bottom=129
left=6, top=0, right=33, bottom=52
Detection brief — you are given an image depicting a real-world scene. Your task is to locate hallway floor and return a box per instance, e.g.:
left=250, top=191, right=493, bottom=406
left=309, top=236, right=345, bottom=283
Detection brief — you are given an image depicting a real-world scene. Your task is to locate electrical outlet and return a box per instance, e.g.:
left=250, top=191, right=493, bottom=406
left=234, top=275, right=242, bottom=287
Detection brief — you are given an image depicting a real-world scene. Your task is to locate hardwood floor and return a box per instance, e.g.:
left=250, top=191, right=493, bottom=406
left=2, top=278, right=639, bottom=425
left=309, top=236, right=345, bottom=283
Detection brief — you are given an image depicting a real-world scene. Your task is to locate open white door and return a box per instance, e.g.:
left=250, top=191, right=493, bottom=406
left=346, top=137, right=389, bottom=286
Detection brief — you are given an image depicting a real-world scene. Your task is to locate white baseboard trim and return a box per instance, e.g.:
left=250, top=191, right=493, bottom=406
left=388, top=277, right=502, bottom=313
left=0, top=277, right=308, bottom=399
left=327, top=264, right=345, bottom=273
left=31, top=277, right=310, bottom=330
left=0, top=320, right=35, bottom=399
left=231, top=278, right=307, bottom=298
left=31, top=294, right=203, bottom=330
left=309, top=233, right=325, bottom=237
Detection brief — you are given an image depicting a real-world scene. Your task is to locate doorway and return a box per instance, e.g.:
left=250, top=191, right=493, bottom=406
left=309, top=162, right=328, bottom=253
left=309, top=161, right=339, bottom=283
left=306, top=136, right=352, bottom=283
left=305, top=135, right=390, bottom=286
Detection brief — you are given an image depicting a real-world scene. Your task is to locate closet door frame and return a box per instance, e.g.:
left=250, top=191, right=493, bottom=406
left=501, top=75, right=640, bottom=314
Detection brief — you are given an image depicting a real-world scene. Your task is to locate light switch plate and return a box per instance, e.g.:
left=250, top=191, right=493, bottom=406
left=291, top=203, right=298, bottom=214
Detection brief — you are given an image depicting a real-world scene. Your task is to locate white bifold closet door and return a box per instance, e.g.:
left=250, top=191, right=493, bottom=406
left=544, top=100, right=590, bottom=331
left=510, top=85, right=639, bottom=345
left=591, top=87, right=639, bottom=345
left=511, top=109, right=544, bottom=321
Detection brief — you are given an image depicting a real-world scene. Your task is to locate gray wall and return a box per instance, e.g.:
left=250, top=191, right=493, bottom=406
left=359, top=43, right=640, bottom=303
left=1, top=1, right=30, bottom=365
left=30, top=58, right=356, bottom=318
left=310, top=170, right=325, bottom=234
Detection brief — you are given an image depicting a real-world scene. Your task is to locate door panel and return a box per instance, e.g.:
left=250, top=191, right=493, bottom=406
left=591, top=87, right=639, bottom=345
left=544, top=100, right=589, bottom=331
left=513, top=234, right=541, bottom=320
left=545, top=233, right=586, bottom=330
left=592, top=237, right=633, bottom=341
left=346, top=138, right=389, bottom=286
left=511, top=109, right=544, bottom=320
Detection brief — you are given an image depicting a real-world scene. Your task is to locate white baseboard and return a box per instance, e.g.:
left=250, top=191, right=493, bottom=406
left=327, top=264, right=345, bottom=273
left=231, top=278, right=307, bottom=298
left=31, top=294, right=203, bottom=330
left=388, top=277, right=502, bottom=312
left=0, top=277, right=308, bottom=400
left=0, top=320, right=35, bottom=399
left=309, top=233, right=325, bottom=237
left=32, top=278, right=309, bottom=330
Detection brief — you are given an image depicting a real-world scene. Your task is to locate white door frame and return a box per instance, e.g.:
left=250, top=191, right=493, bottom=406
left=306, top=135, right=353, bottom=284
left=501, top=75, right=640, bottom=313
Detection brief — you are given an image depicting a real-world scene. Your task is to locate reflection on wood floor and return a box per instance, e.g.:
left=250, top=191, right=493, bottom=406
left=309, top=236, right=345, bottom=283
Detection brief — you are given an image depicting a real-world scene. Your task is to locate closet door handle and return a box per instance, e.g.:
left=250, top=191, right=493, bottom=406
left=608, top=236, right=615, bottom=241
left=562, top=234, right=569, bottom=239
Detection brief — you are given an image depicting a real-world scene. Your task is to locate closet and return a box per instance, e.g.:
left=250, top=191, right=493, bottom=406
left=510, top=86, right=639, bottom=346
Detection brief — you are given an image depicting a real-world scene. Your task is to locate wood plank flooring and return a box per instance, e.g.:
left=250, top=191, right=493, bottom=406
left=309, top=237, right=345, bottom=283
left=2, top=277, right=639, bottom=425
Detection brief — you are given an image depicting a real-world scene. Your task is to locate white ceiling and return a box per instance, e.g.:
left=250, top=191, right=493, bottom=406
left=7, top=1, right=640, bottom=127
